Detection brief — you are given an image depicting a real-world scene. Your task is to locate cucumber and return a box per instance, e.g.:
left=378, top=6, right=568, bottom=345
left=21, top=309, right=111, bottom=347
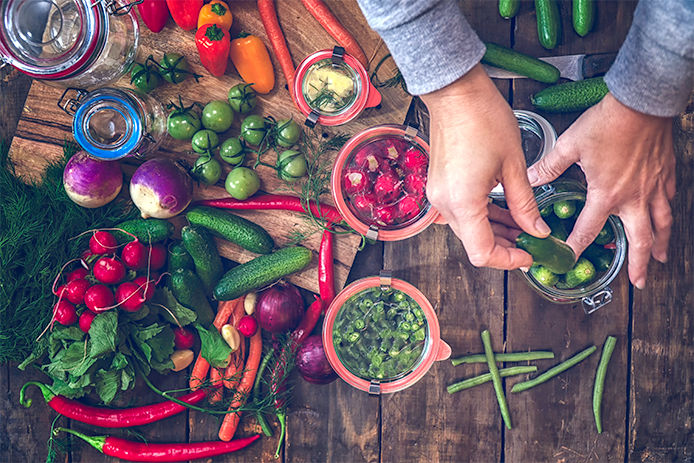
left=186, top=206, right=274, bottom=254
left=564, top=257, right=596, bottom=288
left=594, top=223, right=614, bottom=245
left=581, top=244, right=614, bottom=272
left=516, top=232, right=576, bottom=274
left=171, top=268, right=215, bottom=326
left=553, top=200, right=576, bottom=219
left=531, top=77, right=609, bottom=113
left=482, top=42, right=560, bottom=84
left=214, top=246, right=313, bottom=301
left=181, top=225, right=224, bottom=295
left=535, top=0, right=561, bottom=50
left=530, top=264, right=559, bottom=287
left=573, top=0, right=594, bottom=37
left=540, top=205, right=554, bottom=217
left=546, top=214, right=569, bottom=241
left=114, top=218, right=174, bottom=244
left=499, top=0, right=520, bottom=19
left=168, top=241, right=194, bottom=273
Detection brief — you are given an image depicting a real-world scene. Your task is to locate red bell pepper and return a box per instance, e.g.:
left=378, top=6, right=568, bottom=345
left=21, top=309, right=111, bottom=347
left=136, top=0, right=170, bottom=33
left=195, top=24, right=230, bottom=77
left=166, top=0, right=203, bottom=31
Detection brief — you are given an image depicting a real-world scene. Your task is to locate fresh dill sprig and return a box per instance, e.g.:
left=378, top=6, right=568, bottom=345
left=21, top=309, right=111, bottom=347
left=371, top=53, right=409, bottom=94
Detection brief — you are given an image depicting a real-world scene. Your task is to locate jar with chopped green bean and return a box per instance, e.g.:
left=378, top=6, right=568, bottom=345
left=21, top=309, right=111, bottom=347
left=332, top=287, right=427, bottom=381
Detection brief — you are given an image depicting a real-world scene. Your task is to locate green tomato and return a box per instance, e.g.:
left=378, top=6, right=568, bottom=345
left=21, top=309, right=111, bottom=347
left=192, top=156, right=222, bottom=185
left=275, top=119, right=301, bottom=147
left=160, top=53, right=192, bottom=84
left=201, top=100, right=234, bottom=133
left=225, top=167, right=260, bottom=200
left=130, top=63, right=160, bottom=93
left=240, top=115, right=267, bottom=146
left=277, top=149, right=307, bottom=182
left=228, top=83, right=257, bottom=114
left=192, top=129, right=220, bottom=154
left=167, top=110, right=201, bottom=140
left=219, top=137, right=245, bottom=166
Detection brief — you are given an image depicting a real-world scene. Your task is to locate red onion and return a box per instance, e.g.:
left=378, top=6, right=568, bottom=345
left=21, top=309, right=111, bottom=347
left=295, top=335, right=337, bottom=384
left=129, top=158, right=193, bottom=219
left=63, top=151, right=122, bottom=208
left=256, top=282, right=304, bottom=333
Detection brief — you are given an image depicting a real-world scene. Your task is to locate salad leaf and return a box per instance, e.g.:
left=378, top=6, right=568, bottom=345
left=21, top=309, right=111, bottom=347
left=88, top=311, right=118, bottom=358
left=155, top=287, right=197, bottom=326
left=95, top=369, right=121, bottom=404
left=195, top=323, right=232, bottom=368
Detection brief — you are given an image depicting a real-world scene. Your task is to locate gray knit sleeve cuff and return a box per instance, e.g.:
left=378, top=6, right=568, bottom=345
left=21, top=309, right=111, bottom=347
left=362, top=0, right=485, bottom=96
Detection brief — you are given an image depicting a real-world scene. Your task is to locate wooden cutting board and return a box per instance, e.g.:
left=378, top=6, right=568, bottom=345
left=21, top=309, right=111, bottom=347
left=7, top=0, right=412, bottom=294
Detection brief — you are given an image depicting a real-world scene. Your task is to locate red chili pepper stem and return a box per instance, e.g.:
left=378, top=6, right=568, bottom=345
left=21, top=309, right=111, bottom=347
left=274, top=410, right=286, bottom=459
left=55, top=428, right=107, bottom=453
left=20, top=381, right=54, bottom=407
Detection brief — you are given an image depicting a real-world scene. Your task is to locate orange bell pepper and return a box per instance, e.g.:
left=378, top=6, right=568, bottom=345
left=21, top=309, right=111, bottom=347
left=229, top=34, right=275, bottom=94
left=197, top=0, right=233, bottom=31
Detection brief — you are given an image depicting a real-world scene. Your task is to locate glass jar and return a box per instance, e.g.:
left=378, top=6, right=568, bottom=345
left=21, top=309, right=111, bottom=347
left=522, top=181, right=627, bottom=313
left=0, top=0, right=139, bottom=88
left=293, top=46, right=382, bottom=127
left=489, top=110, right=557, bottom=200
left=331, top=124, right=440, bottom=241
left=60, top=87, right=166, bottom=160
left=323, top=272, right=451, bottom=394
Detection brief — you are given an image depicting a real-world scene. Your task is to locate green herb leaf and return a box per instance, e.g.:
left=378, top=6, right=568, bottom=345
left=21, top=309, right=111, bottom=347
left=147, top=326, right=175, bottom=365
left=88, top=311, right=119, bottom=358
left=195, top=323, right=232, bottom=368
left=155, top=287, right=198, bottom=326
left=95, top=369, right=121, bottom=404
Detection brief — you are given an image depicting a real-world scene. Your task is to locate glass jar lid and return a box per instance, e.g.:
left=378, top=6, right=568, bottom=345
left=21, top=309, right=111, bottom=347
left=0, top=0, right=104, bottom=79
left=73, top=88, right=143, bottom=160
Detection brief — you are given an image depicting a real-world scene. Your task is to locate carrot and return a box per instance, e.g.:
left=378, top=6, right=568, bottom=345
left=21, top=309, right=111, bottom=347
left=257, top=0, right=296, bottom=99
left=209, top=369, right=224, bottom=403
left=300, top=0, right=368, bottom=68
left=218, top=330, right=262, bottom=441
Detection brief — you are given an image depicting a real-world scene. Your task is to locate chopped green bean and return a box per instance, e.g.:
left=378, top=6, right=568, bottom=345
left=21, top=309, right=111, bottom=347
left=481, top=330, right=512, bottom=430
left=451, top=351, right=555, bottom=366
left=447, top=366, right=538, bottom=394
left=593, top=336, right=617, bottom=433
left=511, top=345, right=597, bottom=393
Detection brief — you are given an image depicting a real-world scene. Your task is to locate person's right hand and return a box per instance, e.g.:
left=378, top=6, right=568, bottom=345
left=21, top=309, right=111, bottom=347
left=420, top=64, right=551, bottom=269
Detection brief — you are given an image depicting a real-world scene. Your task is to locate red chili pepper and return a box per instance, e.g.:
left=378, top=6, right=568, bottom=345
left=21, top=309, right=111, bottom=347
left=603, top=242, right=617, bottom=250
left=56, top=428, right=259, bottom=462
left=318, top=227, right=335, bottom=309
left=195, top=24, right=230, bottom=77
left=136, top=0, right=170, bottom=33
left=196, top=194, right=343, bottom=224
left=20, top=382, right=206, bottom=428
left=165, top=0, right=203, bottom=31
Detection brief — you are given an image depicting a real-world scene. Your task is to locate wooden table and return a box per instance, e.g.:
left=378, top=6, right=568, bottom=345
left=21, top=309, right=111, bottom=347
left=1, top=1, right=692, bottom=462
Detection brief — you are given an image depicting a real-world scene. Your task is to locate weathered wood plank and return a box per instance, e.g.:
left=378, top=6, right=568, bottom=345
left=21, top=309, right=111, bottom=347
left=628, top=96, right=694, bottom=463
left=0, top=67, right=32, bottom=143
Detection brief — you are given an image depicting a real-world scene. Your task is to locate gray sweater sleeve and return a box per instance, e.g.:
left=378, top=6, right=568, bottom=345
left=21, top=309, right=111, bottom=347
left=355, top=0, right=485, bottom=96
left=604, top=0, right=694, bottom=117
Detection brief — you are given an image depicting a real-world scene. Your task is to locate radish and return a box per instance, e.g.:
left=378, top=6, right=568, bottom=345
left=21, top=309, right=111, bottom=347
left=237, top=315, right=258, bottom=337
left=63, top=151, right=123, bottom=208
left=146, top=244, right=167, bottom=270
left=402, top=147, right=428, bottom=173
left=398, top=194, right=423, bottom=221
left=65, top=278, right=90, bottom=305
left=342, top=169, right=370, bottom=196
left=381, top=139, right=407, bottom=161
left=66, top=267, right=89, bottom=282
left=122, top=241, right=147, bottom=269
left=85, top=284, right=115, bottom=313
left=79, top=311, right=97, bottom=333
left=404, top=172, right=427, bottom=197
left=351, top=193, right=377, bottom=216
left=133, top=275, right=156, bottom=301
left=374, top=205, right=397, bottom=226
left=54, top=300, right=78, bottom=326
left=129, top=158, right=193, bottom=219
left=54, top=284, right=68, bottom=297
left=115, top=282, right=146, bottom=312
left=93, top=257, right=126, bottom=284
left=373, top=174, right=401, bottom=204
left=353, top=148, right=381, bottom=172
left=173, top=327, right=195, bottom=350
left=89, top=231, right=118, bottom=255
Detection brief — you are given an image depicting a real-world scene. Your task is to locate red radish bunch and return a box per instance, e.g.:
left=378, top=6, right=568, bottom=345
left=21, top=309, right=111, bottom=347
left=173, top=327, right=195, bottom=350
left=237, top=315, right=258, bottom=337
left=54, top=300, right=78, bottom=326
left=353, top=148, right=381, bottom=172
left=122, top=241, right=147, bottom=269
left=373, top=174, right=401, bottom=204
left=402, top=148, right=428, bottom=173
left=404, top=173, right=427, bottom=198
left=398, top=195, right=422, bottom=221
left=79, top=311, right=97, bottom=333
left=342, top=169, right=370, bottom=195
left=115, top=282, right=147, bottom=312
left=93, top=257, right=126, bottom=284
left=65, top=279, right=90, bottom=304
left=89, top=231, right=119, bottom=254
left=66, top=267, right=89, bottom=282
left=351, top=193, right=376, bottom=215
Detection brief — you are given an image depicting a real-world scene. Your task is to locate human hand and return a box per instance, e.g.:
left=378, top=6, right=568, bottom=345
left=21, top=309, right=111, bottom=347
left=526, top=93, right=676, bottom=289
left=420, top=64, right=551, bottom=269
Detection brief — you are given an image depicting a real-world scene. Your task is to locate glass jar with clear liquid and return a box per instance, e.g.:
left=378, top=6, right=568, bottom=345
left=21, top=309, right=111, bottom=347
left=0, top=0, right=139, bottom=88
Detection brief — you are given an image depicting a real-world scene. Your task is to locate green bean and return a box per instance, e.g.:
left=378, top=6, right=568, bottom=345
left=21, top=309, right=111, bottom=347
left=447, top=366, right=538, bottom=394
left=511, top=345, right=597, bottom=393
left=593, top=336, right=617, bottom=433
left=481, top=330, right=512, bottom=430
left=451, top=351, right=555, bottom=366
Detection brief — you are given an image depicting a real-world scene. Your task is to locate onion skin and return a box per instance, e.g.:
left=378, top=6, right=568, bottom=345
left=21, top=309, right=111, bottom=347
left=63, top=151, right=123, bottom=208
left=295, top=335, right=337, bottom=385
left=256, top=282, right=304, bottom=333
left=129, top=158, right=193, bottom=218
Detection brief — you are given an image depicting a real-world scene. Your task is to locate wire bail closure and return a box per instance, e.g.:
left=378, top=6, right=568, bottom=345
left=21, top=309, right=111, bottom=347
left=57, top=87, right=88, bottom=116
left=94, top=0, right=143, bottom=16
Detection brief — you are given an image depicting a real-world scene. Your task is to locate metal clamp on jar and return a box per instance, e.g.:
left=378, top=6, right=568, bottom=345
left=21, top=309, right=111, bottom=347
left=59, top=87, right=166, bottom=160
left=0, top=0, right=139, bottom=88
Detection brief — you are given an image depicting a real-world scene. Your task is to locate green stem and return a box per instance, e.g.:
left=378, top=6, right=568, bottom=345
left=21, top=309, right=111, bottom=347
left=481, top=330, right=512, bottom=430
left=256, top=411, right=274, bottom=437
left=20, top=381, right=55, bottom=407
left=54, top=428, right=106, bottom=453
left=253, top=349, right=275, bottom=398
left=274, top=410, right=286, bottom=459
left=511, top=345, right=597, bottom=393
left=447, top=366, right=538, bottom=394
left=593, top=336, right=617, bottom=433
left=451, top=351, right=555, bottom=366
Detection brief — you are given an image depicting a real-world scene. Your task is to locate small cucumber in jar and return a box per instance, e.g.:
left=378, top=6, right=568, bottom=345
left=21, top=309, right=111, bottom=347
left=546, top=214, right=569, bottom=241
left=553, top=200, right=576, bottom=219
left=594, top=222, right=615, bottom=245
left=581, top=244, right=614, bottom=272
left=563, top=257, right=597, bottom=288
left=516, top=232, right=576, bottom=274
left=530, top=264, right=559, bottom=287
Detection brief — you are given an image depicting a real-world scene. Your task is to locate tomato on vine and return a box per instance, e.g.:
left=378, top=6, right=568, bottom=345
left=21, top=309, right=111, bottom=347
left=192, top=129, right=220, bottom=154
left=275, top=118, right=301, bottom=148
left=227, top=83, right=257, bottom=114
left=151, top=53, right=201, bottom=84
left=240, top=115, right=267, bottom=146
left=277, top=149, right=307, bottom=182
left=167, top=97, right=202, bottom=140
left=220, top=137, right=245, bottom=166
left=130, top=60, right=160, bottom=93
